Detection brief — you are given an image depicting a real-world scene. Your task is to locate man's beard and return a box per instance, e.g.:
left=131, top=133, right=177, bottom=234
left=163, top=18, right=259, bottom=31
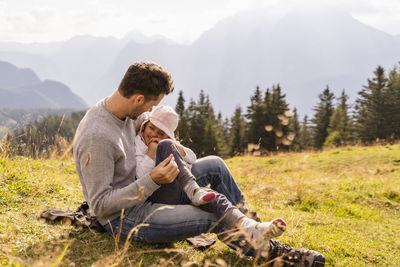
left=128, top=114, right=138, bottom=120
left=128, top=109, right=144, bottom=120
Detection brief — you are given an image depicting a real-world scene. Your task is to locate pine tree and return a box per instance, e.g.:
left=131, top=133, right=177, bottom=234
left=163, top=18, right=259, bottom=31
left=175, top=91, right=190, bottom=144
left=386, top=65, right=400, bottom=139
left=175, top=90, right=185, bottom=118
left=186, top=91, right=219, bottom=157
left=245, top=84, right=290, bottom=152
left=245, top=86, right=264, bottom=146
left=311, top=86, right=335, bottom=149
left=215, top=112, right=230, bottom=157
left=187, top=100, right=203, bottom=155
left=203, top=95, right=219, bottom=156
left=288, top=107, right=301, bottom=151
left=262, top=84, right=290, bottom=151
left=261, top=88, right=275, bottom=151
left=324, top=90, right=353, bottom=147
left=298, top=115, right=313, bottom=150
left=203, top=112, right=219, bottom=156
left=355, top=66, right=389, bottom=142
left=229, top=106, right=246, bottom=156
left=220, top=113, right=230, bottom=145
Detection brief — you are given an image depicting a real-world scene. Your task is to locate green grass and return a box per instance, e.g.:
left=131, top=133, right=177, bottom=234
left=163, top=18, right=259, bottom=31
left=1, top=145, right=399, bottom=266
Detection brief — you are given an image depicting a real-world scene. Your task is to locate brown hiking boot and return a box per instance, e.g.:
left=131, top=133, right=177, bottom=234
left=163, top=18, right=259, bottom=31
left=265, top=240, right=325, bottom=266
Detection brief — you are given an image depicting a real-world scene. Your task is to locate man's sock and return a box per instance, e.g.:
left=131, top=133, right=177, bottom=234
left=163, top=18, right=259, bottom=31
left=240, top=217, right=287, bottom=248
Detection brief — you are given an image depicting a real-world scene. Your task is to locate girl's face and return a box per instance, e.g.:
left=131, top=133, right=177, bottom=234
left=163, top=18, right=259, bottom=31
left=142, top=121, right=169, bottom=145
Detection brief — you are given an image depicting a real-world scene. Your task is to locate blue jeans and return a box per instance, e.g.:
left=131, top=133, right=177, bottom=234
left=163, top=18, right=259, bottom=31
left=149, top=140, right=241, bottom=221
left=104, top=155, right=255, bottom=254
left=192, top=155, right=246, bottom=208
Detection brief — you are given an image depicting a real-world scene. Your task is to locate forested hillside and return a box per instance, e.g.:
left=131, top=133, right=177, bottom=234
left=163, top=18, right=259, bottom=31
left=3, top=64, right=400, bottom=159
left=0, top=108, right=79, bottom=138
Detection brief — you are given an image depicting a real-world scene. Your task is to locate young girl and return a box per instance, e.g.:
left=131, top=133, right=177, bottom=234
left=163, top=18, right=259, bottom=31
left=135, top=105, right=216, bottom=206
left=135, top=105, right=287, bottom=248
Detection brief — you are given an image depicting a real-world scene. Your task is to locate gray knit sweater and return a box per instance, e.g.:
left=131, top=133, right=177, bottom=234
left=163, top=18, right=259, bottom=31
left=73, top=99, right=160, bottom=225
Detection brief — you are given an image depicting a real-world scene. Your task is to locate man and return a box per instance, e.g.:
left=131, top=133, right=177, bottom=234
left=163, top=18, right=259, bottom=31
left=73, top=62, right=325, bottom=266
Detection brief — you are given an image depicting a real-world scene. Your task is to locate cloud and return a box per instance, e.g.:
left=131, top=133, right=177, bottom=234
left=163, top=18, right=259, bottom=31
left=1, top=0, right=400, bottom=43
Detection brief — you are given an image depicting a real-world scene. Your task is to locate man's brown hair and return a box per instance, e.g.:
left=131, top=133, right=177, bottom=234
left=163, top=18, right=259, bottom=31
left=118, top=62, right=174, bottom=99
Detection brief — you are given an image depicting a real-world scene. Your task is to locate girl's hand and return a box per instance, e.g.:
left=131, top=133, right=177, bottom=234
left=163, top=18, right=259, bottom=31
left=146, top=138, right=160, bottom=160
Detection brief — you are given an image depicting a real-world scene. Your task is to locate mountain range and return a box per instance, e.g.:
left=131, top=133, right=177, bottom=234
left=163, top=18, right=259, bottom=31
left=0, top=61, right=87, bottom=109
left=1, top=5, right=399, bottom=117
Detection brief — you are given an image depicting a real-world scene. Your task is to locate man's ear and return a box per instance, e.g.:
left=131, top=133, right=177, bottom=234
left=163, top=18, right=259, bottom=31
left=129, top=94, right=145, bottom=105
left=136, top=94, right=145, bottom=104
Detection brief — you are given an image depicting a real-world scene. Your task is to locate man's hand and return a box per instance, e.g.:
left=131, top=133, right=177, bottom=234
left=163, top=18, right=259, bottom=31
left=149, top=154, right=179, bottom=184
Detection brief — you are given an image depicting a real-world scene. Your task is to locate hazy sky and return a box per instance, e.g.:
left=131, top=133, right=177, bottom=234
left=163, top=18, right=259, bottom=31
left=1, top=0, right=400, bottom=43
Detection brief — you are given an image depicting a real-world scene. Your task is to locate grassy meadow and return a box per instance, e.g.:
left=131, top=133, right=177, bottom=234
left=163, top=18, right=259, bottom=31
left=0, top=144, right=399, bottom=266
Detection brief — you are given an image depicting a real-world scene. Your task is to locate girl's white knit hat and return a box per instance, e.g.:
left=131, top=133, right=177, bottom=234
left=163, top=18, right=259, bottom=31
left=141, top=105, right=179, bottom=140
